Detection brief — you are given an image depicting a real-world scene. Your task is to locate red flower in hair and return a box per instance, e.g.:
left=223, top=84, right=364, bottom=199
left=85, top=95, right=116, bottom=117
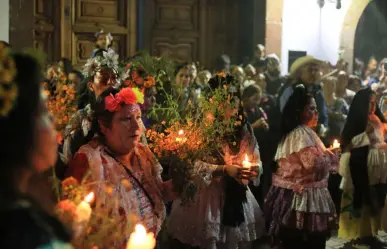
left=104, top=87, right=142, bottom=112
left=119, top=87, right=138, bottom=104
left=105, top=93, right=123, bottom=112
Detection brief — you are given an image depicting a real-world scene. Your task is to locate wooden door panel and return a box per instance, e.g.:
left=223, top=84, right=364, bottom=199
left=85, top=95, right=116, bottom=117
left=65, top=0, right=137, bottom=68
left=154, top=0, right=198, bottom=31
left=75, top=0, right=119, bottom=23
left=152, top=37, right=198, bottom=62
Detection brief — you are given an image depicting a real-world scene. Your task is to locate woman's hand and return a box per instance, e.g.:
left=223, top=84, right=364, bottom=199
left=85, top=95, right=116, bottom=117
left=327, top=147, right=341, bottom=157
left=242, top=165, right=260, bottom=181
left=224, top=165, right=242, bottom=179
left=366, top=122, right=374, bottom=133
left=252, top=118, right=269, bottom=130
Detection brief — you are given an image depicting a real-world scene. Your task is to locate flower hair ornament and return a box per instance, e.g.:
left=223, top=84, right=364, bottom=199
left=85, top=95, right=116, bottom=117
left=0, top=43, right=17, bottom=117
left=105, top=87, right=144, bottom=112
left=82, top=50, right=119, bottom=78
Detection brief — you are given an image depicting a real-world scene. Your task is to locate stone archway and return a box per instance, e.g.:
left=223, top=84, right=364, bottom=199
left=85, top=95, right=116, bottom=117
left=340, top=0, right=370, bottom=71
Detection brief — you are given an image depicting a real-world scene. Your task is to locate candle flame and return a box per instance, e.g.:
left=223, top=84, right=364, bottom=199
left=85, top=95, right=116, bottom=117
left=244, top=154, right=249, bottom=162
left=178, top=130, right=184, bottom=136
left=84, top=192, right=94, bottom=203
left=134, top=224, right=146, bottom=237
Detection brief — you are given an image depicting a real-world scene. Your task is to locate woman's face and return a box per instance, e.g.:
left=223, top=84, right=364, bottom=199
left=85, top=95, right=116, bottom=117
left=90, top=68, right=117, bottom=97
left=102, top=104, right=143, bottom=155
left=243, top=92, right=262, bottom=109
left=175, top=68, right=191, bottom=88
left=302, top=97, right=318, bottom=128
left=369, top=93, right=377, bottom=114
left=300, top=63, right=320, bottom=84
left=32, top=97, right=58, bottom=172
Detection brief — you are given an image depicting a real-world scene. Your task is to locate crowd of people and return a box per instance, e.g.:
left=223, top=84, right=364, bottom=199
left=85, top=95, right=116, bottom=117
left=1, top=30, right=387, bottom=249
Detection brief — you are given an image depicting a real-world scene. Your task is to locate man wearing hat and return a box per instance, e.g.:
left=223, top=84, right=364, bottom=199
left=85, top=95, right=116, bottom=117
left=279, top=55, right=328, bottom=136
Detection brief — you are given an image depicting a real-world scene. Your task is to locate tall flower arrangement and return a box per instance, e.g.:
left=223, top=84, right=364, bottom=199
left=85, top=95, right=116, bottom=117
left=146, top=73, right=243, bottom=203
left=43, top=68, right=77, bottom=142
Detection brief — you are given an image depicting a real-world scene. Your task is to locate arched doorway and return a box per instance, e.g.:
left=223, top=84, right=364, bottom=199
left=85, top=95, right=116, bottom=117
left=354, top=0, right=387, bottom=65
left=339, top=0, right=369, bottom=71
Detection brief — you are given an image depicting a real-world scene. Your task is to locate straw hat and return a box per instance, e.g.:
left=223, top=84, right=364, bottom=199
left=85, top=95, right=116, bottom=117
left=289, top=55, right=322, bottom=77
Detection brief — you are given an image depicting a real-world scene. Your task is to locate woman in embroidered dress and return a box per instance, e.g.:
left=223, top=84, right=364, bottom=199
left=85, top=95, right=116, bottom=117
left=66, top=87, right=175, bottom=246
left=168, top=75, right=265, bottom=249
left=0, top=47, right=72, bottom=248
left=264, top=85, right=340, bottom=249
left=338, top=88, right=387, bottom=249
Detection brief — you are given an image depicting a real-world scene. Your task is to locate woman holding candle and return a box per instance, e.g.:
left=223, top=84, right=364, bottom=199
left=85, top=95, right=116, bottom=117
left=0, top=46, right=73, bottom=248
left=168, top=74, right=265, bottom=249
left=66, top=87, right=175, bottom=246
left=338, top=88, right=387, bottom=248
left=264, top=85, right=340, bottom=249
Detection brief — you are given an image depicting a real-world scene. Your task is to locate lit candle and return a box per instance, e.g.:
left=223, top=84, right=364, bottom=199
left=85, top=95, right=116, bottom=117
left=241, top=154, right=251, bottom=185
left=175, top=129, right=187, bottom=143
left=76, top=192, right=94, bottom=223
left=127, top=224, right=156, bottom=249
left=332, top=139, right=340, bottom=149
left=242, top=154, right=252, bottom=169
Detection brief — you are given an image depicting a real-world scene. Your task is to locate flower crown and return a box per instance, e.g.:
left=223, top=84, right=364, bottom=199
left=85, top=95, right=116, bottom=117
left=0, top=44, right=18, bottom=117
left=105, top=87, right=144, bottom=112
left=83, top=50, right=119, bottom=78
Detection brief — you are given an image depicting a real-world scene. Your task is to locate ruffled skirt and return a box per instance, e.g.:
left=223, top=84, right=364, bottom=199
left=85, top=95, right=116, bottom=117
left=167, top=179, right=265, bottom=249
left=264, top=186, right=337, bottom=238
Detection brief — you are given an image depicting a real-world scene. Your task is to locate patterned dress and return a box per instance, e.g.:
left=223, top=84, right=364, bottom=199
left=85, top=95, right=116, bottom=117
left=66, top=141, right=172, bottom=236
left=264, top=125, right=339, bottom=238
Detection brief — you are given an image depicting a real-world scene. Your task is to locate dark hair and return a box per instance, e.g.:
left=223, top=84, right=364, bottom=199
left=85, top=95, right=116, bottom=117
left=348, top=75, right=361, bottom=87
left=280, top=85, right=314, bottom=141
left=341, top=88, right=385, bottom=148
left=215, top=54, right=231, bottom=71
left=254, top=59, right=265, bottom=68
left=94, top=49, right=107, bottom=58
left=89, top=88, right=119, bottom=141
left=174, top=62, right=189, bottom=76
left=57, top=58, right=72, bottom=76
left=242, top=84, right=262, bottom=100
left=0, top=53, right=42, bottom=197
left=71, top=70, right=84, bottom=81
left=76, top=79, right=91, bottom=110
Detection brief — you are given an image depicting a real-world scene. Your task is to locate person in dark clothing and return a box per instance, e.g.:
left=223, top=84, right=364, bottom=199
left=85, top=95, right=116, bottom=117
left=242, top=84, right=280, bottom=205
left=264, top=54, right=285, bottom=96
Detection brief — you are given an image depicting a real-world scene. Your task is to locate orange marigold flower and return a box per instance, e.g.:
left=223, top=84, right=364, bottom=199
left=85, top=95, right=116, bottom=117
left=61, top=177, right=79, bottom=188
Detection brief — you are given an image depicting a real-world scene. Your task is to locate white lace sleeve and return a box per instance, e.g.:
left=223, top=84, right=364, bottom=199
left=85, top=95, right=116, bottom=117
left=192, top=160, right=220, bottom=187
left=251, top=143, right=263, bottom=187
left=351, top=132, right=370, bottom=148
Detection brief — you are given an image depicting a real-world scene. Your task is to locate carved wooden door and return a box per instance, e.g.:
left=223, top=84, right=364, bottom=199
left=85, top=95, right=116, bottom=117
left=142, top=0, right=207, bottom=65
left=61, top=0, right=137, bottom=68
left=33, top=0, right=62, bottom=63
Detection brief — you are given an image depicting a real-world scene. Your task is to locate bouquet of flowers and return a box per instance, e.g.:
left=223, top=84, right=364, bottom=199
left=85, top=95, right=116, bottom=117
left=147, top=73, right=243, bottom=203
left=55, top=176, right=136, bottom=249
left=43, top=68, right=77, bottom=143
